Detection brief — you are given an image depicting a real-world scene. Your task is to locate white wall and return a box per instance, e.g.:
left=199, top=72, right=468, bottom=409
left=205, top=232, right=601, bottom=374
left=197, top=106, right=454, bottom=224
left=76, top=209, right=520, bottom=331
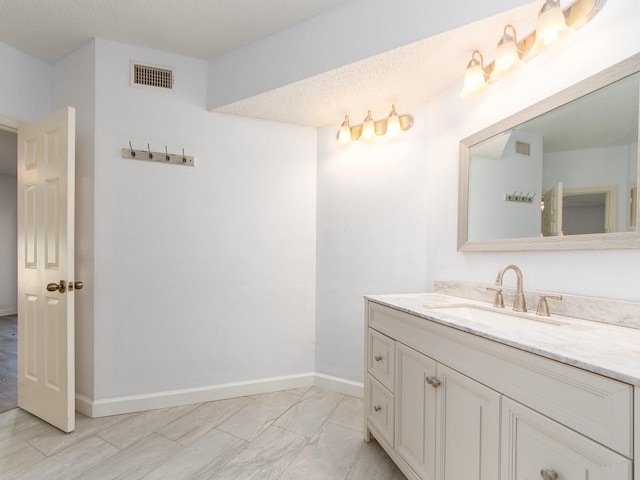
left=52, top=40, right=97, bottom=400
left=469, top=131, right=543, bottom=240
left=92, top=40, right=317, bottom=400
left=316, top=106, right=430, bottom=381
left=0, top=175, right=17, bottom=315
left=316, top=0, right=640, bottom=383
left=0, top=42, right=51, bottom=123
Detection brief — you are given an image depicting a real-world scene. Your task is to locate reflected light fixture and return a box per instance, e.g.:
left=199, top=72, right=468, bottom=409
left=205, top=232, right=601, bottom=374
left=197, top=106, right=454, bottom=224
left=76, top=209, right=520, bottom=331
left=490, top=25, right=524, bottom=81
left=460, top=0, right=604, bottom=99
left=336, top=106, right=414, bottom=144
left=531, top=0, right=573, bottom=54
left=460, top=50, right=489, bottom=98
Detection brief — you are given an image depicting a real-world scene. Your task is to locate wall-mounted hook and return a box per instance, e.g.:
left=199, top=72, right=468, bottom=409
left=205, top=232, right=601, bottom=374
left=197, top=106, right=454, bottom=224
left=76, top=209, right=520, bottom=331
left=122, top=144, right=194, bottom=167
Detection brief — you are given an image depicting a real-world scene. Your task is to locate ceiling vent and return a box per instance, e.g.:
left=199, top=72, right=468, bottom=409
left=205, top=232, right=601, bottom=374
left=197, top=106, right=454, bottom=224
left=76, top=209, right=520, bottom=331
left=130, top=62, right=174, bottom=91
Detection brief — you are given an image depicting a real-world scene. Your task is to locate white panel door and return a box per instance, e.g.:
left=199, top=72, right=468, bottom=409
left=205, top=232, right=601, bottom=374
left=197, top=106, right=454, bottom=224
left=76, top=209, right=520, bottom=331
left=395, top=342, right=437, bottom=480
left=542, top=181, right=563, bottom=236
left=17, top=106, right=76, bottom=433
left=501, top=397, right=631, bottom=480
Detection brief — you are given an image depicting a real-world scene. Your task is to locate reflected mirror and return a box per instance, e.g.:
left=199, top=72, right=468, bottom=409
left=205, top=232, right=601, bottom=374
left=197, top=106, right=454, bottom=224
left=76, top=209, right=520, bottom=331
left=458, top=54, right=640, bottom=251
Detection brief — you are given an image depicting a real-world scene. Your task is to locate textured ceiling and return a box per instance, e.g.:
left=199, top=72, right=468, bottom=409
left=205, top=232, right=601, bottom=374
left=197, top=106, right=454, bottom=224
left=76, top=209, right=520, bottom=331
left=0, top=0, right=548, bottom=128
left=0, top=0, right=352, bottom=64
left=213, top=2, right=543, bottom=127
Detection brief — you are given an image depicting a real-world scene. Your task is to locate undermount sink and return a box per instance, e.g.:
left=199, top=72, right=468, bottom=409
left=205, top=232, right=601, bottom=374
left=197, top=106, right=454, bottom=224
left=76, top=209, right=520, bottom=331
left=423, top=304, right=564, bottom=330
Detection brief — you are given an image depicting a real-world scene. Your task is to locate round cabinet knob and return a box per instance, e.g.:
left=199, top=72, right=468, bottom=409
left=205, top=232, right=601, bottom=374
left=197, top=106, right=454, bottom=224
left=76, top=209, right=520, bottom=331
left=426, top=376, right=442, bottom=388
left=540, top=468, right=558, bottom=480
left=374, top=355, right=383, bottom=362
left=373, top=405, right=382, bottom=412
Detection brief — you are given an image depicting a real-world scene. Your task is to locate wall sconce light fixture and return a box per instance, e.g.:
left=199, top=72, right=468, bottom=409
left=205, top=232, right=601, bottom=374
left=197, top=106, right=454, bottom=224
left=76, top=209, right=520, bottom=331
left=337, top=105, right=414, bottom=144
left=460, top=0, right=606, bottom=98
left=460, top=50, right=490, bottom=98
left=490, top=24, right=524, bottom=81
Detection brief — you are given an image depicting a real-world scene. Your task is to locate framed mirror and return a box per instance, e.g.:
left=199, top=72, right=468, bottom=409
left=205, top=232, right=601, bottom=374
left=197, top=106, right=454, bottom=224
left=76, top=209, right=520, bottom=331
left=458, top=53, right=640, bottom=251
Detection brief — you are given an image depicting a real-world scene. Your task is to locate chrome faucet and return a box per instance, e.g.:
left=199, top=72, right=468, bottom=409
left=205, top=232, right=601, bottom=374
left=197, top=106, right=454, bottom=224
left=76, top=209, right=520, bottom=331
left=495, top=264, right=527, bottom=312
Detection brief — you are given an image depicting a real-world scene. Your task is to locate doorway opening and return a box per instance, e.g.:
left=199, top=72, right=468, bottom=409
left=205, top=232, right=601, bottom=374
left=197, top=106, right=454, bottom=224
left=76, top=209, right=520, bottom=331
left=563, top=186, right=618, bottom=235
left=0, top=128, right=17, bottom=413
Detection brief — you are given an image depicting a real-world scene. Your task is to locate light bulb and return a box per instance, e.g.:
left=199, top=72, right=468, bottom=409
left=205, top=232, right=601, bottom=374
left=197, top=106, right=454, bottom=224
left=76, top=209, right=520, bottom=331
left=531, top=0, right=573, bottom=55
left=360, top=110, right=375, bottom=140
left=460, top=51, right=489, bottom=98
left=490, top=25, right=524, bottom=81
left=337, top=115, right=352, bottom=144
left=386, top=105, right=402, bottom=136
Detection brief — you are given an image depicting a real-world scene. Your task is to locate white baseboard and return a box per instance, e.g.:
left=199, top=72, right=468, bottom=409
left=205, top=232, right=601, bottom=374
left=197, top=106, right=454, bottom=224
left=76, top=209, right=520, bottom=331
left=314, top=373, right=364, bottom=398
left=77, top=373, right=315, bottom=418
left=76, top=373, right=364, bottom=418
left=0, top=308, right=17, bottom=316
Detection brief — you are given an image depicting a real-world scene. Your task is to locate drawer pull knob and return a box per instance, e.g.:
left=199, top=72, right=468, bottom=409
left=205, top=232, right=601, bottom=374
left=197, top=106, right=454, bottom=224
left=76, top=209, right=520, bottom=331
left=540, top=469, right=558, bottom=480
left=373, top=405, right=382, bottom=412
left=374, top=355, right=383, bottom=362
left=426, top=376, right=441, bottom=388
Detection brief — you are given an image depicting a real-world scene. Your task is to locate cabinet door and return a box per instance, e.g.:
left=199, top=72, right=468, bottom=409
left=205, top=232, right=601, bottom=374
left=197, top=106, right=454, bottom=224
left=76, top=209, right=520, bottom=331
left=435, top=364, right=500, bottom=480
left=395, top=343, right=437, bottom=480
left=501, top=397, right=632, bottom=480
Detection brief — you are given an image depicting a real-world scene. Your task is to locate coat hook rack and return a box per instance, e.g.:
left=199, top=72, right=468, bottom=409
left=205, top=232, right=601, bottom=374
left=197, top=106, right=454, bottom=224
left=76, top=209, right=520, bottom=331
left=504, top=191, right=535, bottom=203
left=122, top=141, right=194, bottom=166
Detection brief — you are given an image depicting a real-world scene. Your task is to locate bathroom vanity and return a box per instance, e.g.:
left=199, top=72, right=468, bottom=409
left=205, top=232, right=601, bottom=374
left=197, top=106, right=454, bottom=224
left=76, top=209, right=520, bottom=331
left=364, top=290, right=640, bottom=480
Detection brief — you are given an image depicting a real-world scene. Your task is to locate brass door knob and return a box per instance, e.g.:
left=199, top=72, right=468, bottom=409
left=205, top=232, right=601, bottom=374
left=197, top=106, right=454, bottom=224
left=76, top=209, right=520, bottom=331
left=69, top=281, right=84, bottom=291
left=46, top=280, right=66, bottom=293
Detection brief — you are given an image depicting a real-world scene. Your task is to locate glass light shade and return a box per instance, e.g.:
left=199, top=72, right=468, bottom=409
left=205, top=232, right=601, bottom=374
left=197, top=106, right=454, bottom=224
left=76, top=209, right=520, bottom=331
left=386, top=105, right=402, bottom=136
left=360, top=111, right=375, bottom=140
left=531, top=0, right=573, bottom=54
left=460, top=61, right=489, bottom=98
left=337, top=116, right=352, bottom=143
left=490, top=38, right=523, bottom=81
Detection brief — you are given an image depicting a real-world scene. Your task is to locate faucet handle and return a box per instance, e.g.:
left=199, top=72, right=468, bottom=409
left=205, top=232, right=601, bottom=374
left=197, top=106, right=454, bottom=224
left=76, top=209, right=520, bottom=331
left=536, top=294, right=563, bottom=317
left=486, top=287, right=505, bottom=308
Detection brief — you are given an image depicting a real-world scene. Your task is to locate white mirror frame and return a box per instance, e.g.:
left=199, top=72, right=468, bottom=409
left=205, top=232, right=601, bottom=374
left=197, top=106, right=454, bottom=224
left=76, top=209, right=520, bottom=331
left=458, top=53, right=640, bottom=252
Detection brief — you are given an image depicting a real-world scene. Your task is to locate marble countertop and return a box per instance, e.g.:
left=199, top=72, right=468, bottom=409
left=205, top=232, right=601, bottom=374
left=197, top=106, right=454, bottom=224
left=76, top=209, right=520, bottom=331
left=365, top=292, right=640, bottom=386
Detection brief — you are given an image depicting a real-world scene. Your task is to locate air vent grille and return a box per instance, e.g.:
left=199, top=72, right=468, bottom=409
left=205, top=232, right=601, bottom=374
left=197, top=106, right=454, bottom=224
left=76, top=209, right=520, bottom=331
left=515, top=141, right=531, bottom=156
left=131, top=62, right=174, bottom=90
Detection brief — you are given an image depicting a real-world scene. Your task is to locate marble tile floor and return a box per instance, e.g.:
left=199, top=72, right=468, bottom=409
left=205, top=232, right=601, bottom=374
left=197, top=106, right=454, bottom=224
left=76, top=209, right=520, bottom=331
left=0, top=386, right=407, bottom=479
left=0, top=315, right=18, bottom=414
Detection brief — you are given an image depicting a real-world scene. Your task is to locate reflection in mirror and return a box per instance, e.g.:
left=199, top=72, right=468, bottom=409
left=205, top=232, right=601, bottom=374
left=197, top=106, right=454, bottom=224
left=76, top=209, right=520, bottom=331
left=459, top=54, right=640, bottom=251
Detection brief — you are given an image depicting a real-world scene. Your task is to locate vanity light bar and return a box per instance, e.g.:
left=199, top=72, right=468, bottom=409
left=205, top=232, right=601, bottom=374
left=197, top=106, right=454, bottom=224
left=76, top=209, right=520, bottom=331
left=460, top=0, right=607, bottom=98
left=336, top=105, right=414, bottom=144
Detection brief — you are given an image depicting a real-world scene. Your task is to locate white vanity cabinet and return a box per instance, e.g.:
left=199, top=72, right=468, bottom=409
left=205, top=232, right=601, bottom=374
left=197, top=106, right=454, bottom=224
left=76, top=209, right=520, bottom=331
left=364, top=300, right=633, bottom=480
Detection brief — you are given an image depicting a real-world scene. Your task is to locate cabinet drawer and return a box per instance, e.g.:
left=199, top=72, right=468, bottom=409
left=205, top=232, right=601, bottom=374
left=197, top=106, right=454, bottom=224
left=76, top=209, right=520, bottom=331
left=501, top=397, right=631, bottom=480
left=368, top=328, right=395, bottom=391
left=367, top=374, right=395, bottom=447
